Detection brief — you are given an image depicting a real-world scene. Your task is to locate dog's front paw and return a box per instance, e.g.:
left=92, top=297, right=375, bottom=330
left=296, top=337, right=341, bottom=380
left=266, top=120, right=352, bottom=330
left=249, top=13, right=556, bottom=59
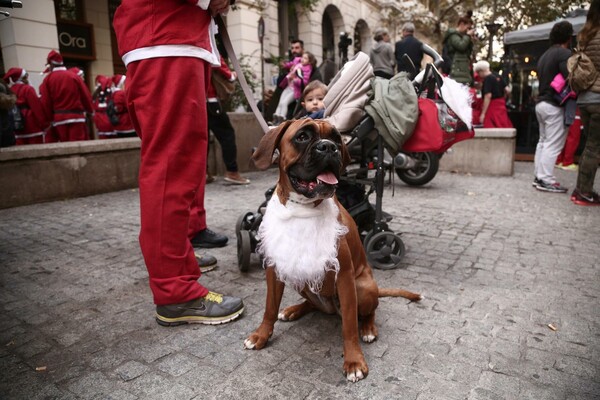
left=244, top=335, right=266, bottom=350
left=343, top=359, right=369, bottom=382
left=243, top=326, right=272, bottom=350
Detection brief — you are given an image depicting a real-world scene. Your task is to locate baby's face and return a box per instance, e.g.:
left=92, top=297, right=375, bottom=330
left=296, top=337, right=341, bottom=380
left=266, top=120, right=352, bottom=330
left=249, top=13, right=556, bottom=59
left=301, top=53, right=310, bottom=65
left=302, top=88, right=326, bottom=113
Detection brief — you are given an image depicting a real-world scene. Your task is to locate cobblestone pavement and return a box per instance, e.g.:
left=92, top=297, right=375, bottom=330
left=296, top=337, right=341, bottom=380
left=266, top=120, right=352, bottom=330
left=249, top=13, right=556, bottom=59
left=0, top=162, right=599, bottom=400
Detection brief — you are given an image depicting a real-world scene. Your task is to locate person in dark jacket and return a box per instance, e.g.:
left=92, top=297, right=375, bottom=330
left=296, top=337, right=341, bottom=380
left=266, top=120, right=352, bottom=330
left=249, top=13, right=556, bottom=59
left=395, top=22, right=423, bottom=75
left=0, top=79, right=17, bottom=147
left=572, top=0, right=600, bottom=205
left=532, top=21, right=573, bottom=193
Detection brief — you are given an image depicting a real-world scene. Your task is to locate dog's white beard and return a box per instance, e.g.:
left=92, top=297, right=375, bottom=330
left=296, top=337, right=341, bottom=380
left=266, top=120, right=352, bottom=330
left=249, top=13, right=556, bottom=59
left=258, top=195, right=349, bottom=293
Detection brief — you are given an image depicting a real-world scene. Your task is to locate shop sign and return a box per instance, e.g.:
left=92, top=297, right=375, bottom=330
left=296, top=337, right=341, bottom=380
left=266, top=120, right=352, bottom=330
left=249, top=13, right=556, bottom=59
left=57, top=21, right=96, bottom=61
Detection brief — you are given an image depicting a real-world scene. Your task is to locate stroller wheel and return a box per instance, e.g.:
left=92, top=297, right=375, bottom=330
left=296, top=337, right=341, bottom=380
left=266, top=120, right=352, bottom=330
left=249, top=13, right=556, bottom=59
left=365, top=231, right=405, bottom=270
left=395, top=151, right=439, bottom=186
left=236, top=211, right=255, bottom=237
left=237, top=230, right=252, bottom=272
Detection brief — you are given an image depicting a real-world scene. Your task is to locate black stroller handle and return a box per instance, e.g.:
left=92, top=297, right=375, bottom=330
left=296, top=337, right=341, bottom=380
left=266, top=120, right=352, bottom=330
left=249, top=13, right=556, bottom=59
left=421, top=44, right=444, bottom=69
left=412, top=45, right=444, bottom=90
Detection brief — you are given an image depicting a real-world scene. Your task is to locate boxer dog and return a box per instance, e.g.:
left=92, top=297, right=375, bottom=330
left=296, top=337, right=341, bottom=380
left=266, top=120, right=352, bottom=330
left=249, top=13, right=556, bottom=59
left=243, top=119, right=421, bottom=382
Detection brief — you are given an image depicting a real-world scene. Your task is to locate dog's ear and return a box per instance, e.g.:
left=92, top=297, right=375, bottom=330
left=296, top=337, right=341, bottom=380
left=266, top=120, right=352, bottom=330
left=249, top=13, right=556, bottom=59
left=252, top=120, right=294, bottom=170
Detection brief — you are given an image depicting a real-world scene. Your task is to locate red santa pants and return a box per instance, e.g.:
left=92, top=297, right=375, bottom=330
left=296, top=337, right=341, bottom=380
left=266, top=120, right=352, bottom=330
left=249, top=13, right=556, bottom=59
left=54, top=122, right=89, bottom=142
left=557, top=112, right=582, bottom=167
left=126, top=57, right=210, bottom=305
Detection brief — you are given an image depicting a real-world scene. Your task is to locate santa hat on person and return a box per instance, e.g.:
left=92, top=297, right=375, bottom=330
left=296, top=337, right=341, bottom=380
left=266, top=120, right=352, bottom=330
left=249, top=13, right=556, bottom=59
left=112, top=74, right=126, bottom=89
left=95, top=75, right=111, bottom=91
left=47, top=49, right=64, bottom=65
left=3, top=67, right=27, bottom=85
left=43, top=50, right=64, bottom=73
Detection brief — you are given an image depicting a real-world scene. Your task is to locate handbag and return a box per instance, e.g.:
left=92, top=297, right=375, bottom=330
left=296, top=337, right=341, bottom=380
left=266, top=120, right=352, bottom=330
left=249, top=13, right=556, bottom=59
left=567, top=48, right=599, bottom=93
left=211, top=69, right=236, bottom=102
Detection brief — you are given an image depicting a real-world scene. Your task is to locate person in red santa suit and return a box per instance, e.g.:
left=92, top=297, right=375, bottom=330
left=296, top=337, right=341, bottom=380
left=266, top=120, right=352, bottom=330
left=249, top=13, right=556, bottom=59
left=3, top=68, right=49, bottom=145
left=91, top=75, right=116, bottom=139
left=113, top=0, right=244, bottom=326
left=39, top=50, right=94, bottom=142
left=110, top=74, right=136, bottom=138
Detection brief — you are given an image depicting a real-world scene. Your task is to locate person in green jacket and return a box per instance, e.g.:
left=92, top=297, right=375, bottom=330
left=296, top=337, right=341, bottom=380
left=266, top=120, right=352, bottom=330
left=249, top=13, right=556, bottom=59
left=443, top=11, right=476, bottom=85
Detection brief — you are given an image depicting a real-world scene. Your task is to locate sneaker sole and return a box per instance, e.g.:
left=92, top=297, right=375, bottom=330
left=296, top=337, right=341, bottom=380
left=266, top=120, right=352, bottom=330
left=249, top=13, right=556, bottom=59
left=155, top=307, right=244, bottom=327
left=535, top=185, right=567, bottom=193
left=191, top=242, right=228, bottom=249
left=572, top=199, right=600, bottom=206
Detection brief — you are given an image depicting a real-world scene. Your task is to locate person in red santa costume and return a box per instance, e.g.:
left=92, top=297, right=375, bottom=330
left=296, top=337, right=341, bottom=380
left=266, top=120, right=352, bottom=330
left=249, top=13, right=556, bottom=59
left=110, top=74, right=136, bottom=138
left=91, top=75, right=116, bottom=139
left=40, top=50, right=94, bottom=142
left=113, top=0, right=244, bottom=326
left=3, top=67, right=49, bottom=145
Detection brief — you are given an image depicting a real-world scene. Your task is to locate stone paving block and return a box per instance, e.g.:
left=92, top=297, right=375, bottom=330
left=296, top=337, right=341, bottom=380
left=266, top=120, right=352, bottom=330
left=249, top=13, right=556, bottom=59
left=1, top=162, right=599, bottom=398
left=114, top=360, right=149, bottom=382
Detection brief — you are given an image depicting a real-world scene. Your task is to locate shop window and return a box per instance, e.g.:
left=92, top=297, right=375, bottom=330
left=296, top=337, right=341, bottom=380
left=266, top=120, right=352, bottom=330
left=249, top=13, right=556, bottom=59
left=54, top=0, right=84, bottom=22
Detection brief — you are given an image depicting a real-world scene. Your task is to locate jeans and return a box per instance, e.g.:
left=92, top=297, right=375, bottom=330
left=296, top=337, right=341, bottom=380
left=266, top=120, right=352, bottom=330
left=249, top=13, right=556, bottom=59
left=576, top=103, right=600, bottom=193
left=534, top=101, right=568, bottom=183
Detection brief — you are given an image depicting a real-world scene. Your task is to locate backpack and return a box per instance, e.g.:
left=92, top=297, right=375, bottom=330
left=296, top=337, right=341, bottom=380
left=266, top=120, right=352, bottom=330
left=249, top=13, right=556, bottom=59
left=9, top=104, right=24, bottom=131
left=567, top=48, right=599, bottom=93
left=211, top=69, right=236, bottom=102
left=106, top=99, right=119, bottom=126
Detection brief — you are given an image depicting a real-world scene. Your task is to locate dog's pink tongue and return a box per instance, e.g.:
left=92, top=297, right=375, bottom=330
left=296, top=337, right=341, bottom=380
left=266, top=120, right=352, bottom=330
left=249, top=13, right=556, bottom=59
left=317, top=171, right=338, bottom=185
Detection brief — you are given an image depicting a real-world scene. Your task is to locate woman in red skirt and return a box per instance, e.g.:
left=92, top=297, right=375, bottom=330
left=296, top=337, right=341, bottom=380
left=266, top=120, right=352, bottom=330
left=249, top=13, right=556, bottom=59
left=474, top=60, right=513, bottom=128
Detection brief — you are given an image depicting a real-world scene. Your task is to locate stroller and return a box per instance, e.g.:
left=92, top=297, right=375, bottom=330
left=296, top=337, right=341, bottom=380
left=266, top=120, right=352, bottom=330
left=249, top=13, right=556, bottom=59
left=236, top=47, right=474, bottom=272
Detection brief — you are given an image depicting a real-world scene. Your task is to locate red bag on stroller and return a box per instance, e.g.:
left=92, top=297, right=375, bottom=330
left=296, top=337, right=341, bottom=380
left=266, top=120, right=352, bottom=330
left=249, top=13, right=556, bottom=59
left=402, top=98, right=474, bottom=154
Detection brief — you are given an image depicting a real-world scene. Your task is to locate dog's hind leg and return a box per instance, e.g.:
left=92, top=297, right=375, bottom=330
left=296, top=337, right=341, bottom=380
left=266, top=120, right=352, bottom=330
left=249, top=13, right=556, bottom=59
left=356, top=278, right=379, bottom=343
left=279, top=301, right=316, bottom=321
left=359, top=313, right=378, bottom=343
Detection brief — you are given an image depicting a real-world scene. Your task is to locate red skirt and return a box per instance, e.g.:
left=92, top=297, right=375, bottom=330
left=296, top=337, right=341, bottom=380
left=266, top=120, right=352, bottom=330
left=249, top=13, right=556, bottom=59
left=483, top=98, right=513, bottom=128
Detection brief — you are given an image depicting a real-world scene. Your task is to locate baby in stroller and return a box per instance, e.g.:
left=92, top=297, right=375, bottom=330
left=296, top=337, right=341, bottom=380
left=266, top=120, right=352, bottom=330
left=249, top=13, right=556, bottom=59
left=236, top=49, right=473, bottom=272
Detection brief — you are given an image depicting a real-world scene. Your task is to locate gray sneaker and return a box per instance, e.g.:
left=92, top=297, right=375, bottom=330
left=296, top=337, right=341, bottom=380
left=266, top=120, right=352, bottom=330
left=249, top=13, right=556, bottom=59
left=156, top=292, right=244, bottom=326
left=535, top=180, right=568, bottom=193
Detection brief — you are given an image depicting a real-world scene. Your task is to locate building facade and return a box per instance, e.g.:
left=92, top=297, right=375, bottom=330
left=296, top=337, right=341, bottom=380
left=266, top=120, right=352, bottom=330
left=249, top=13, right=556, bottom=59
left=0, top=0, right=404, bottom=97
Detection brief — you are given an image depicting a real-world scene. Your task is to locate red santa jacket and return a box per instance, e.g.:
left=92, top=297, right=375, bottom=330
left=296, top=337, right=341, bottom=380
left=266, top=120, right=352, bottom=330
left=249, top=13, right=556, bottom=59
left=111, top=89, right=135, bottom=134
left=40, top=67, right=94, bottom=126
left=92, top=78, right=114, bottom=135
left=113, top=0, right=219, bottom=67
left=10, top=82, right=49, bottom=134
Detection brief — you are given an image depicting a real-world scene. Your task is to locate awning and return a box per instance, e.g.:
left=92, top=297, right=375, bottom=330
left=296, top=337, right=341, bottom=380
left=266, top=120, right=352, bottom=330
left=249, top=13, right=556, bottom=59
left=504, top=15, right=586, bottom=45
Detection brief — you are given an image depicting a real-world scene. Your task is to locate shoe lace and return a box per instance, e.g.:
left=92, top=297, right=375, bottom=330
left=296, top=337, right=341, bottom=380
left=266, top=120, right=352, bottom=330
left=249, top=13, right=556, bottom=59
left=204, top=291, right=223, bottom=304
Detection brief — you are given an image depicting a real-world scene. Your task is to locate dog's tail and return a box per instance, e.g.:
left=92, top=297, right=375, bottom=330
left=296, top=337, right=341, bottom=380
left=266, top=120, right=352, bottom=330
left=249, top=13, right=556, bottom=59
left=378, top=288, right=422, bottom=302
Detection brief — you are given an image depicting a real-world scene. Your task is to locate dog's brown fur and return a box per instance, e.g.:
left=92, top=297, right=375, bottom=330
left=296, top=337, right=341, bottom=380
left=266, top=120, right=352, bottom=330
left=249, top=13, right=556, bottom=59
left=244, top=119, right=421, bottom=382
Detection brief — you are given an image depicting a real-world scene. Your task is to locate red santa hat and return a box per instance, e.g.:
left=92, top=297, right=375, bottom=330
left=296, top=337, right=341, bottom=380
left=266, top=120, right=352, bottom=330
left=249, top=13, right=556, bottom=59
left=46, top=50, right=64, bottom=67
left=112, top=74, right=126, bottom=89
left=95, top=75, right=111, bottom=91
left=3, top=67, right=27, bottom=84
